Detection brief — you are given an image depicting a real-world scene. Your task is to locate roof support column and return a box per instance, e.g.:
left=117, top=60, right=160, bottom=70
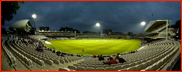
left=166, top=20, right=168, bottom=40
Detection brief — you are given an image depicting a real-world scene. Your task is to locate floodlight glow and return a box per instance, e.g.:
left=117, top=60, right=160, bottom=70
left=45, top=41, right=51, bottom=45
left=141, top=21, right=146, bottom=25
left=96, top=23, right=100, bottom=26
left=32, top=14, right=37, bottom=19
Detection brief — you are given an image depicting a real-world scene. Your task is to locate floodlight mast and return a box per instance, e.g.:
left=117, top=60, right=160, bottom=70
left=32, top=14, right=37, bottom=34
left=140, top=21, right=146, bottom=46
left=141, top=21, right=146, bottom=34
left=95, top=23, right=101, bottom=37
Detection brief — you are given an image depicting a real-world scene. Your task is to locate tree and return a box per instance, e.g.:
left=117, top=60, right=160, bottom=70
left=1, top=1, right=24, bottom=25
left=75, top=30, right=80, bottom=33
left=127, top=32, right=134, bottom=36
left=1, top=28, right=6, bottom=34
left=171, top=20, right=181, bottom=39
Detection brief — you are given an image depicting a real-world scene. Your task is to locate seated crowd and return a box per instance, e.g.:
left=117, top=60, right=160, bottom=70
left=93, top=53, right=126, bottom=65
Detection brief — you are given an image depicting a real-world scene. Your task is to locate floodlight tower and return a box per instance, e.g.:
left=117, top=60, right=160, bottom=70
left=96, top=23, right=101, bottom=37
left=141, top=21, right=146, bottom=46
left=141, top=21, right=146, bottom=34
left=32, top=14, right=37, bottom=34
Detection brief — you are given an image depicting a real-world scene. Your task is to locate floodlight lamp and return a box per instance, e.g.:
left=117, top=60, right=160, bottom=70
left=32, top=14, right=37, bottom=19
left=141, top=21, right=146, bottom=25
left=96, top=23, right=100, bottom=26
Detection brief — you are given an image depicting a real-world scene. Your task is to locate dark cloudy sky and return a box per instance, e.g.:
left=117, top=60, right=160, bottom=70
left=2, top=1, right=181, bottom=34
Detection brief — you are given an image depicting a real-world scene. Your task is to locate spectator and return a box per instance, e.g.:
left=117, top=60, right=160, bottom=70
left=98, top=55, right=105, bottom=61
left=37, top=46, right=42, bottom=52
left=56, top=51, right=60, bottom=56
left=71, top=54, right=73, bottom=56
left=135, top=50, right=138, bottom=52
left=25, top=43, right=28, bottom=46
left=94, top=55, right=96, bottom=58
left=116, top=53, right=120, bottom=59
left=77, top=55, right=81, bottom=57
left=97, top=55, right=100, bottom=58
left=92, top=55, right=96, bottom=58
left=116, top=56, right=126, bottom=63
left=53, top=50, right=55, bottom=53
left=103, top=57, right=117, bottom=65
left=41, top=48, right=44, bottom=52
left=61, top=53, right=65, bottom=57
left=107, top=56, right=113, bottom=60
left=92, top=56, right=95, bottom=58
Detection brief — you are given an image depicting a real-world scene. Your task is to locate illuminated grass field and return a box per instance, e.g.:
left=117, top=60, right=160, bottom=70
left=44, top=39, right=141, bottom=55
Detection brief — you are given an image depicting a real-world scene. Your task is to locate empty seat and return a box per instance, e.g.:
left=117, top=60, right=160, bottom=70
left=68, top=66, right=77, bottom=70
left=59, top=67, right=71, bottom=71
left=80, top=64, right=87, bottom=67
left=95, top=67, right=104, bottom=71
left=149, top=63, right=158, bottom=71
left=104, top=67, right=114, bottom=71
left=77, top=66, right=86, bottom=71
left=102, top=65, right=110, bottom=68
left=122, top=64, right=129, bottom=69
left=73, top=64, right=80, bottom=66
left=60, top=59, right=65, bottom=64
left=53, top=60, right=60, bottom=65
left=64, top=59, right=69, bottom=63
left=36, top=59, right=45, bottom=68
left=45, top=60, right=54, bottom=66
left=118, top=68, right=127, bottom=71
left=95, top=65, right=102, bottom=68
left=110, top=64, right=117, bottom=67
left=127, top=66, right=136, bottom=71
left=134, top=64, right=142, bottom=71
left=86, top=67, right=95, bottom=71
left=141, top=61, right=149, bottom=69
left=87, top=65, right=95, bottom=68
left=113, top=66, right=122, bottom=71
left=129, top=63, right=135, bottom=67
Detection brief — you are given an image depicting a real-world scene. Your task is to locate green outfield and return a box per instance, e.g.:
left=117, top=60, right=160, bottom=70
left=44, top=39, right=141, bottom=55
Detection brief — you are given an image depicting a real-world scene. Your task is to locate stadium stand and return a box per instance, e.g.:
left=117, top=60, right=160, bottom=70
left=145, top=20, right=176, bottom=40
left=1, top=35, right=85, bottom=71
left=1, top=34, right=181, bottom=71
left=1, top=19, right=181, bottom=71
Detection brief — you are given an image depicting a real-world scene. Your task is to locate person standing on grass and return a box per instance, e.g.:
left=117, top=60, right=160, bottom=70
left=82, top=49, right=84, bottom=52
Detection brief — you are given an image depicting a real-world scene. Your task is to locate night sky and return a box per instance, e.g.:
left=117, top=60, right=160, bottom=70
left=2, top=1, right=181, bottom=34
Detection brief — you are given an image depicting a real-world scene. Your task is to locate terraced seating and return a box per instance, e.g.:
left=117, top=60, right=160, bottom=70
left=1, top=39, right=17, bottom=67
left=65, top=40, right=180, bottom=71
left=2, top=37, right=84, bottom=71
left=2, top=36, right=180, bottom=71
left=7, top=41, right=33, bottom=68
